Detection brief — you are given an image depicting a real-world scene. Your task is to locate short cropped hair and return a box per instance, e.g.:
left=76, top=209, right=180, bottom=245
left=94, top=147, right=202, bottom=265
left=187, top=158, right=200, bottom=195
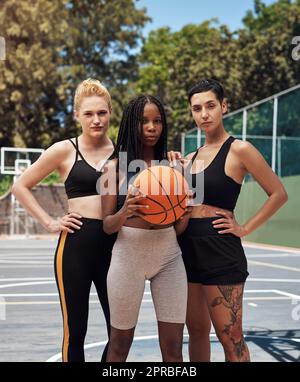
left=188, top=79, right=225, bottom=104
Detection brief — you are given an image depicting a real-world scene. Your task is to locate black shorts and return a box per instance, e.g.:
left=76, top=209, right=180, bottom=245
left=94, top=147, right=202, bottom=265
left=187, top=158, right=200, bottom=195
left=178, top=218, right=249, bottom=285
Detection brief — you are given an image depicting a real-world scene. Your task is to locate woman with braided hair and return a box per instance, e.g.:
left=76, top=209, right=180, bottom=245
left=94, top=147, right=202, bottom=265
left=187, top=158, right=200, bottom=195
left=101, top=95, right=191, bottom=362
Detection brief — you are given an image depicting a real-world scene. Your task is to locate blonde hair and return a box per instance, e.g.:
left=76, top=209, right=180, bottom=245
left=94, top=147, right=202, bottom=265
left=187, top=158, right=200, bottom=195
left=74, top=78, right=112, bottom=112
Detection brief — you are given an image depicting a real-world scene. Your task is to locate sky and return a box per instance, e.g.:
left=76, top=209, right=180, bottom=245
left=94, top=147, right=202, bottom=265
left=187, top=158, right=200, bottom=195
left=137, top=0, right=276, bottom=35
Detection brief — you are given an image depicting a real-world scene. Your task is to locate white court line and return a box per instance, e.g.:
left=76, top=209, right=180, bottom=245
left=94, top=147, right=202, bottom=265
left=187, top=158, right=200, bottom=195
left=244, top=297, right=291, bottom=301
left=0, top=260, right=52, bottom=264
left=245, top=289, right=300, bottom=299
left=0, top=289, right=284, bottom=297
left=2, top=291, right=292, bottom=298
left=0, top=297, right=293, bottom=305
left=0, top=281, right=55, bottom=289
left=0, top=253, right=52, bottom=256
left=244, top=289, right=278, bottom=293
left=248, top=260, right=300, bottom=272
left=248, top=303, right=258, bottom=307
left=247, top=254, right=300, bottom=258
left=248, top=278, right=300, bottom=283
left=0, top=280, right=299, bottom=291
left=272, top=289, right=300, bottom=299
left=0, top=257, right=53, bottom=260
left=0, top=278, right=54, bottom=282
left=0, top=265, right=51, bottom=268
left=45, top=333, right=300, bottom=362
left=46, top=337, right=157, bottom=362
left=1, top=277, right=299, bottom=283
left=2, top=254, right=298, bottom=260
left=3, top=254, right=298, bottom=261
left=243, top=242, right=300, bottom=253
left=0, top=293, right=56, bottom=297
left=0, top=299, right=150, bottom=305
left=0, top=292, right=97, bottom=297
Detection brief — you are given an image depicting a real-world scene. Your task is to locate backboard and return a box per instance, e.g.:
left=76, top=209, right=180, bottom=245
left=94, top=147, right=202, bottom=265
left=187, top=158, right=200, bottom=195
left=0, top=147, right=44, bottom=175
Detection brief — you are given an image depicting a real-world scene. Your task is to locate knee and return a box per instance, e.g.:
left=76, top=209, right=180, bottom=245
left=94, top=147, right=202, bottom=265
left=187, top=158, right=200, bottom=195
left=109, top=334, right=133, bottom=356
left=217, top=328, right=244, bottom=351
left=187, top=319, right=211, bottom=339
left=161, top=339, right=183, bottom=361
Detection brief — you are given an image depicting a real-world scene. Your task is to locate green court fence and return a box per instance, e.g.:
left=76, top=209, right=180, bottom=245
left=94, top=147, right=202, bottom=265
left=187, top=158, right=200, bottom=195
left=181, top=84, right=300, bottom=248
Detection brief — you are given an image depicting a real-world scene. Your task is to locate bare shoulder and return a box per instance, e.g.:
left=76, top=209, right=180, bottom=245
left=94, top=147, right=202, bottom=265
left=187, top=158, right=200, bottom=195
left=231, top=138, right=268, bottom=171
left=231, top=139, right=255, bottom=155
left=47, top=139, right=73, bottom=155
left=185, top=151, right=196, bottom=160
left=230, top=139, right=263, bottom=162
left=33, top=140, right=75, bottom=170
left=40, top=139, right=74, bottom=162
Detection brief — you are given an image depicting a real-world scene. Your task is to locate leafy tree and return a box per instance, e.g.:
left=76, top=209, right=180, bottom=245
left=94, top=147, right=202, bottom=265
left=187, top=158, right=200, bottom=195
left=0, top=0, right=69, bottom=147
left=136, top=22, right=239, bottom=147
left=238, top=0, right=300, bottom=104
left=135, top=0, right=300, bottom=149
left=0, top=0, right=149, bottom=148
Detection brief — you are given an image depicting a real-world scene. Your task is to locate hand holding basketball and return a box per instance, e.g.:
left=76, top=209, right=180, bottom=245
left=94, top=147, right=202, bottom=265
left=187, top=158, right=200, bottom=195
left=118, top=185, right=149, bottom=219
left=133, top=165, right=189, bottom=225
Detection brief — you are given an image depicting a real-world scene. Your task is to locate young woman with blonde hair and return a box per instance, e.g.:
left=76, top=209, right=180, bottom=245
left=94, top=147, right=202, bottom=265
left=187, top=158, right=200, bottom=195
left=12, top=78, right=116, bottom=362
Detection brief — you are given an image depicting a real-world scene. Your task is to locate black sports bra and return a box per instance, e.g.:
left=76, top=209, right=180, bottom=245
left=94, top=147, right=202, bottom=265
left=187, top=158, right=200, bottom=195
left=191, top=136, right=242, bottom=211
left=64, top=137, right=109, bottom=199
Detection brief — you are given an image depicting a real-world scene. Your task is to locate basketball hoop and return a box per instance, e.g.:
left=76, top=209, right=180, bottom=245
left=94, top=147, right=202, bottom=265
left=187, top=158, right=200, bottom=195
left=14, top=159, right=31, bottom=176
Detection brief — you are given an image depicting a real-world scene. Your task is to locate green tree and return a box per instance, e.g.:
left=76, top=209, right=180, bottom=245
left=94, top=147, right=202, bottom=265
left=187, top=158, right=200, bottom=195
left=0, top=0, right=149, bottom=148
left=135, top=0, right=300, bottom=149
left=62, top=0, right=150, bottom=140
left=136, top=22, right=239, bottom=148
left=0, top=0, right=70, bottom=148
left=237, top=0, right=300, bottom=104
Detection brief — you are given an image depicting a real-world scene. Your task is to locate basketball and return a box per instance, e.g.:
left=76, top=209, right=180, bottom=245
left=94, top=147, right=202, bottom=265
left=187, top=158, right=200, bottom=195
left=133, top=165, right=189, bottom=225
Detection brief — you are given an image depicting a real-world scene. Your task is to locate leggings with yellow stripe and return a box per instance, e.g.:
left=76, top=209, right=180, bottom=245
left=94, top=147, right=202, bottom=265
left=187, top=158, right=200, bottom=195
left=54, top=218, right=116, bottom=362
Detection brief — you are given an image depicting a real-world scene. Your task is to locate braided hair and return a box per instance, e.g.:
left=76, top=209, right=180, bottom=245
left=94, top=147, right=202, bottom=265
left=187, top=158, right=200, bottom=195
left=112, top=95, right=168, bottom=166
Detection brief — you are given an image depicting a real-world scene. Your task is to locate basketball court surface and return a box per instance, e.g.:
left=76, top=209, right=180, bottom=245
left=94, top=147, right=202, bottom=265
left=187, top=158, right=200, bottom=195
left=0, top=238, right=299, bottom=362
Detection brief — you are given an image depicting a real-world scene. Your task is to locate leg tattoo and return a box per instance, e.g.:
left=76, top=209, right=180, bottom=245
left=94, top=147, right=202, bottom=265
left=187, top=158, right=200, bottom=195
left=211, top=285, right=249, bottom=361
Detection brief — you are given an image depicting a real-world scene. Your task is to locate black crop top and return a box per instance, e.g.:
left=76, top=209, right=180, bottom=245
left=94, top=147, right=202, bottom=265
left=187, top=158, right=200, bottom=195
left=64, top=137, right=107, bottom=199
left=191, top=136, right=241, bottom=211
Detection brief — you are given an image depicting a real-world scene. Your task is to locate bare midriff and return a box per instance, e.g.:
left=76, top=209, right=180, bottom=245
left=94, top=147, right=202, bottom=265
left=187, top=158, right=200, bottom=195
left=191, top=203, right=233, bottom=219
left=69, top=196, right=173, bottom=228
left=68, top=195, right=103, bottom=219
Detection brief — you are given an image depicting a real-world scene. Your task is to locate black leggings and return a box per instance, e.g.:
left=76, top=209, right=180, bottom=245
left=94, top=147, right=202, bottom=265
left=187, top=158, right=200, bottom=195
left=54, top=218, right=116, bottom=362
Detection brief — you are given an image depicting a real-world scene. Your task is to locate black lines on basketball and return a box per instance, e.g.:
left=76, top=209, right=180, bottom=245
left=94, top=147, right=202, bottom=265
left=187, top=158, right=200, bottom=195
left=144, top=194, right=168, bottom=224
left=147, top=167, right=177, bottom=223
left=133, top=165, right=189, bottom=225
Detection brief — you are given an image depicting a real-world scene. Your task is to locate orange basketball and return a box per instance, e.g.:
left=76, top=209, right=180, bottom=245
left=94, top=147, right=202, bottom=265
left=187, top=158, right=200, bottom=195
left=133, top=165, right=189, bottom=225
